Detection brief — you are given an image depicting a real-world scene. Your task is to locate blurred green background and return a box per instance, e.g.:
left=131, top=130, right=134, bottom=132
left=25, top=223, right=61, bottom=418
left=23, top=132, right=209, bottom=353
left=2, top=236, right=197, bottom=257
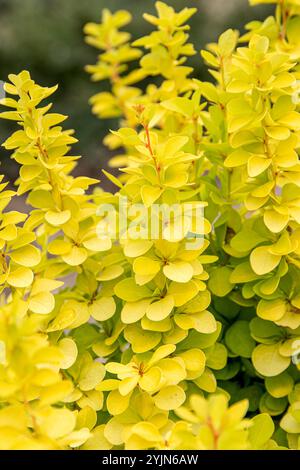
left=0, top=0, right=273, bottom=183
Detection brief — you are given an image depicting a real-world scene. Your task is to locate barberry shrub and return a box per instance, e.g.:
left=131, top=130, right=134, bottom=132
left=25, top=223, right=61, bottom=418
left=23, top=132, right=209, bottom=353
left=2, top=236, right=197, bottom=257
left=0, top=0, right=299, bottom=450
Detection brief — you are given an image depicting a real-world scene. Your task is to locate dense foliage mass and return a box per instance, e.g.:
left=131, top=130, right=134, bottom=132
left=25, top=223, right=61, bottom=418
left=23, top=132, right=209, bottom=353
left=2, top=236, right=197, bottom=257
left=0, top=0, right=300, bottom=450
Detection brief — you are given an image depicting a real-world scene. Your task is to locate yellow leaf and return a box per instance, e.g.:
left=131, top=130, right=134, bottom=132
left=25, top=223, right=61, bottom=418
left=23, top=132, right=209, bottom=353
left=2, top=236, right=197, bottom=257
left=154, top=385, right=186, bottom=410
left=107, top=390, right=131, bottom=416
left=77, top=407, right=97, bottom=431
left=45, top=210, right=71, bottom=226
left=252, top=344, right=290, bottom=377
left=48, top=239, right=71, bottom=255
left=39, top=381, right=73, bottom=406
left=131, top=421, right=161, bottom=442
left=141, top=185, right=163, bottom=207
left=168, top=281, right=198, bottom=306
left=38, top=407, right=76, bottom=439
left=79, top=362, right=106, bottom=391
left=250, top=246, right=281, bottom=275
left=123, top=240, right=153, bottom=257
left=133, top=257, right=161, bottom=276
left=29, top=291, right=55, bottom=314
left=121, top=299, right=151, bottom=324
left=62, top=246, right=87, bottom=266
left=264, top=210, right=289, bottom=233
left=146, top=295, right=174, bottom=321
left=119, top=376, right=140, bottom=396
left=89, top=297, right=116, bottom=321
left=7, top=267, right=34, bottom=288
left=247, top=156, right=271, bottom=177
left=163, top=261, right=193, bottom=283
left=58, top=338, right=78, bottom=369
left=148, top=344, right=176, bottom=367
left=10, top=244, right=41, bottom=267
left=81, top=425, right=112, bottom=450
left=139, top=367, right=162, bottom=392
left=82, top=237, right=112, bottom=252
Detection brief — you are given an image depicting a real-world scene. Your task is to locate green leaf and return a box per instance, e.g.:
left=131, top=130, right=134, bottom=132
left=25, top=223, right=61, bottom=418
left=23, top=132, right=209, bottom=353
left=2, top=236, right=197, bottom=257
left=225, top=321, right=256, bottom=358
left=205, top=343, right=227, bottom=370
left=208, top=267, right=234, bottom=297
left=249, top=414, right=274, bottom=449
